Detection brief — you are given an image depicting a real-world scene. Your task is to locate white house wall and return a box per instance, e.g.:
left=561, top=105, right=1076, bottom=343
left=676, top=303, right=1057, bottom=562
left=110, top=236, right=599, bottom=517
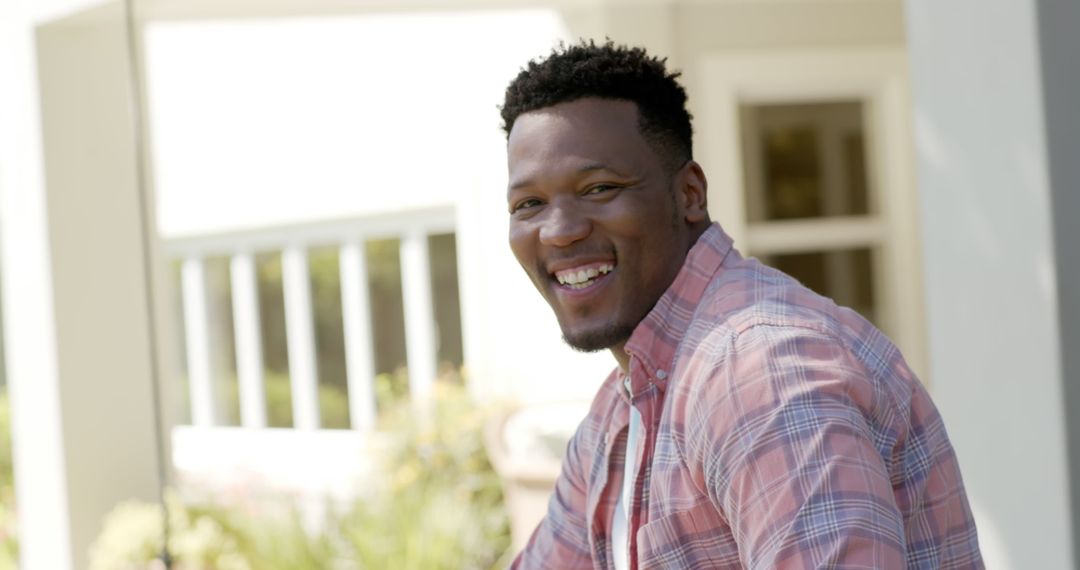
left=906, top=0, right=1078, bottom=566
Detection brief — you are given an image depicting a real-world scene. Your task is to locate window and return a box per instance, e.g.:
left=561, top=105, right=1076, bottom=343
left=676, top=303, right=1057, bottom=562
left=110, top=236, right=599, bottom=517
left=741, top=101, right=880, bottom=325
left=699, top=49, right=928, bottom=378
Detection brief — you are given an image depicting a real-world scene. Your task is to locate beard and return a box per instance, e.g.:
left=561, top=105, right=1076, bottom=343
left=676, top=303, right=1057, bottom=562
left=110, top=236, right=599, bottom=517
left=560, top=320, right=637, bottom=353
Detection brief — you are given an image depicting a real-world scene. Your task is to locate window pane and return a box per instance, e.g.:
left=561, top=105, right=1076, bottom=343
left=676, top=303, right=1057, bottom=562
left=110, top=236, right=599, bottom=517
left=309, top=247, right=349, bottom=429
left=429, top=233, right=464, bottom=377
left=759, top=248, right=877, bottom=325
left=255, top=252, right=293, bottom=428
left=741, top=101, right=871, bottom=222
left=366, top=238, right=409, bottom=410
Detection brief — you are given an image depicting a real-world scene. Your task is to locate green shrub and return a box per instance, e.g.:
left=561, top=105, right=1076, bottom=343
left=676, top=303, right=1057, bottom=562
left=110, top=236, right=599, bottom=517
left=262, top=370, right=351, bottom=429
left=0, top=390, right=17, bottom=568
left=0, top=495, right=16, bottom=569
left=90, top=492, right=342, bottom=570
left=342, top=381, right=510, bottom=569
left=179, top=370, right=353, bottom=429
left=90, top=492, right=249, bottom=570
left=88, top=381, right=510, bottom=570
left=0, top=391, right=12, bottom=490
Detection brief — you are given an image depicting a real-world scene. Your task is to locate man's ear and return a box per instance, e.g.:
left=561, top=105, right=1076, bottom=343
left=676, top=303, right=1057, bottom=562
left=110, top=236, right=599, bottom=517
left=677, top=160, right=709, bottom=224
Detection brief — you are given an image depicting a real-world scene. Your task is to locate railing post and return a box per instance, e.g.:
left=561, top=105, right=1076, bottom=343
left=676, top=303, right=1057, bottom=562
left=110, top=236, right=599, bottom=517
left=399, top=230, right=438, bottom=403
left=282, top=246, right=320, bottom=430
left=339, top=242, right=377, bottom=430
left=181, top=256, right=215, bottom=427
left=231, top=252, right=267, bottom=428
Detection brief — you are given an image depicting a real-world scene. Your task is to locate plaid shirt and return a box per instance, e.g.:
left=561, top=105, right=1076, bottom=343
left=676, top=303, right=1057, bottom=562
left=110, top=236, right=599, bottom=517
left=512, top=224, right=982, bottom=569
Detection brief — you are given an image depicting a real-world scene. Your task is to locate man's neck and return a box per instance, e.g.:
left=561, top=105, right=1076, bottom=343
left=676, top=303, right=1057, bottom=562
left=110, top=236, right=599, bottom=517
left=611, top=341, right=630, bottom=374
left=608, top=222, right=713, bottom=377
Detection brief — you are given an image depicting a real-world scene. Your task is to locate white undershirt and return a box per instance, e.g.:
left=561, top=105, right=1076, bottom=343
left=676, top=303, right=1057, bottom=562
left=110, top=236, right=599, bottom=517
left=613, top=376, right=643, bottom=570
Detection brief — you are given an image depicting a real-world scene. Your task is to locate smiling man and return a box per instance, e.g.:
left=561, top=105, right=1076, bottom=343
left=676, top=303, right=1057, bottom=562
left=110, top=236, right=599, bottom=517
left=501, top=41, right=982, bottom=569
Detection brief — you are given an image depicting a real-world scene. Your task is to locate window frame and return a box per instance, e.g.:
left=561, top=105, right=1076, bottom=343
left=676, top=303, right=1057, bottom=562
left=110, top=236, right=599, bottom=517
left=696, top=48, right=928, bottom=381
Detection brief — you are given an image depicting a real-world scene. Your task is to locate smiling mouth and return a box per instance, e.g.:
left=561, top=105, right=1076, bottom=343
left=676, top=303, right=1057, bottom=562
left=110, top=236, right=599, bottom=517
left=553, top=262, right=615, bottom=290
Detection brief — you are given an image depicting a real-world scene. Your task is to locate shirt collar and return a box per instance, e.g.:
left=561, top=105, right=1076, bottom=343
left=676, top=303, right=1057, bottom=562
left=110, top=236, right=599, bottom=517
left=623, top=223, right=735, bottom=395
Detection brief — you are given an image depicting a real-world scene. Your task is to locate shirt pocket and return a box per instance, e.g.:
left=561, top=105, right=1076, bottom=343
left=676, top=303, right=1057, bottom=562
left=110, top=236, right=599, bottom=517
left=636, top=501, right=742, bottom=569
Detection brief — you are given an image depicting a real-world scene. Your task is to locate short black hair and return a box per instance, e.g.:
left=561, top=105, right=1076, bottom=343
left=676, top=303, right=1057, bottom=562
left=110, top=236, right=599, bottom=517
left=500, top=39, right=693, bottom=171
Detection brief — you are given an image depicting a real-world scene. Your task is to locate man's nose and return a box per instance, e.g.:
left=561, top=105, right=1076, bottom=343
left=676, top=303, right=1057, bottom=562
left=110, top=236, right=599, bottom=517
left=538, top=201, right=590, bottom=247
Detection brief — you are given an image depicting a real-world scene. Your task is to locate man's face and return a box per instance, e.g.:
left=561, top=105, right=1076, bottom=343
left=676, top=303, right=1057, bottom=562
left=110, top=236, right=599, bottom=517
left=507, top=97, right=699, bottom=352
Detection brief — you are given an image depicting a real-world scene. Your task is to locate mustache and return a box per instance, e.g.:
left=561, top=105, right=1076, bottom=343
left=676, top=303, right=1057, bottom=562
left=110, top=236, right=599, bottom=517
left=536, top=244, right=616, bottom=275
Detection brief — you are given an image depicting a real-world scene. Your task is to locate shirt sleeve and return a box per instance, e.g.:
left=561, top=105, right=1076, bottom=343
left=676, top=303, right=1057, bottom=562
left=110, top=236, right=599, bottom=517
left=511, top=421, right=595, bottom=570
left=687, top=324, right=907, bottom=569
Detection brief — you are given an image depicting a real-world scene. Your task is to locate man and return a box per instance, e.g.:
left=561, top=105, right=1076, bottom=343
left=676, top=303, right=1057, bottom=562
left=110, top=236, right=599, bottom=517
left=501, top=41, right=982, bottom=569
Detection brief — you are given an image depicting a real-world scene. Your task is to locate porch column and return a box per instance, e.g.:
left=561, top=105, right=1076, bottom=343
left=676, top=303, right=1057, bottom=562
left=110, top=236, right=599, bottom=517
left=0, top=2, right=166, bottom=568
left=905, top=0, right=1080, bottom=568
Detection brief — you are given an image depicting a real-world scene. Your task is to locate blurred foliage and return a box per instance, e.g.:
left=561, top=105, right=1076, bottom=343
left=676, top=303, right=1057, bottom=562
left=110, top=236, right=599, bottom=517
left=374, top=368, right=411, bottom=415
left=89, top=492, right=336, bottom=570
left=363, top=239, right=409, bottom=377
left=253, top=240, right=409, bottom=388
left=0, top=392, right=12, bottom=496
left=427, top=234, right=464, bottom=368
left=260, top=370, right=350, bottom=430
left=90, top=493, right=248, bottom=570
left=252, top=253, right=289, bottom=379
left=179, top=371, right=351, bottom=430
left=88, top=380, right=510, bottom=570
left=0, top=390, right=17, bottom=568
left=345, top=380, right=507, bottom=570
left=0, top=496, right=15, bottom=570
left=308, top=247, right=348, bottom=392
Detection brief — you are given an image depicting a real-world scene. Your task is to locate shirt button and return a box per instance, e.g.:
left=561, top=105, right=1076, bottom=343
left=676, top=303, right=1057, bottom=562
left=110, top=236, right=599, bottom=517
left=656, top=369, right=668, bottom=380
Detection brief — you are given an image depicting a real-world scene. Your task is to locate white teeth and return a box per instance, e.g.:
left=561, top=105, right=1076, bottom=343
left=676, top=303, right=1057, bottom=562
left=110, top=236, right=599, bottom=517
left=555, top=263, right=615, bottom=286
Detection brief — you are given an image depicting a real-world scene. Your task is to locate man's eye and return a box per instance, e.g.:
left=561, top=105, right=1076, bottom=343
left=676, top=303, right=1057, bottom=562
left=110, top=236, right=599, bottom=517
left=584, top=184, right=617, bottom=195
left=512, top=198, right=542, bottom=213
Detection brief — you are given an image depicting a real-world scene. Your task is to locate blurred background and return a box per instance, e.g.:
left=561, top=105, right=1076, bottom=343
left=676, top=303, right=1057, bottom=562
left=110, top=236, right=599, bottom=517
left=1, top=0, right=1077, bottom=568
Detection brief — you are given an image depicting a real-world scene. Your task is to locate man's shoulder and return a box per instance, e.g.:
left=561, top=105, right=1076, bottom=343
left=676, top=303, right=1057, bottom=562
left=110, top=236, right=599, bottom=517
left=689, top=257, right=855, bottom=343
left=678, top=257, right=907, bottom=386
left=670, top=257, right=920, bottom=428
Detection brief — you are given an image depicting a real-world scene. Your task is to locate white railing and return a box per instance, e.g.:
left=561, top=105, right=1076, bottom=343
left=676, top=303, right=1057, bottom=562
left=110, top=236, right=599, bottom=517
left=165, top=206, right=456, bottom=432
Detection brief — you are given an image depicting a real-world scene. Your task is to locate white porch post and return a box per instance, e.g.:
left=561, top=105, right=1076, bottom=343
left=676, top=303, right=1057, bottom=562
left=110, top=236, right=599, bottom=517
left=231, top=252, right=267, bottom=429
left=282, top=246, right=320, bottom=429
left=339, top=242, right=377, bottom=430
left=0, top=2, right=165, bottom=568
left=906, top=0, right=1080, bottom=568
left=400, top=230, right=437, bottom=403
left=0, top=7, right=72, bottom=568
left=181, top=257, right=215, bottom=427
